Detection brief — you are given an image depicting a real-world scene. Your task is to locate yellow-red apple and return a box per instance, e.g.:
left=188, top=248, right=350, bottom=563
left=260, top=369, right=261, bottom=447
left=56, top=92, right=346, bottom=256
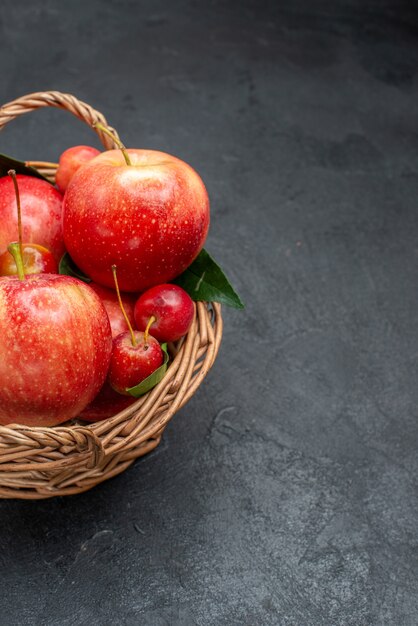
left=0, top=175, right=65, bottom=262
left=63, top=149, right=209, bottom=292
left=0, top=273, right=112, bottom=426
left=55, top=145, right=100, bottom=192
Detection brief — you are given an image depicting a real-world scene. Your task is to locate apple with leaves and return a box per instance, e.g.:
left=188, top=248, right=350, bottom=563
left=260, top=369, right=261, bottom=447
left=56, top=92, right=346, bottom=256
left=63, top=139, right=210, bottom=292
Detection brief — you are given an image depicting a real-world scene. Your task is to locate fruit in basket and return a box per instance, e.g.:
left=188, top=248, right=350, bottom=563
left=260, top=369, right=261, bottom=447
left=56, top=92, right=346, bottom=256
left=108, top=331, right=163, bottom=394
left=79, top=381, right=136, bottom=422
left=0, top=245, right=112, bottom=427
left=0, top=243, right=57, bottom=276
left=55, top=145, right=101, bottom=192
left=0, top=91, right=227, bottom=500
left=0, top=171, right=58, bottom=277
left=0, top=174, right=64, bottom=261
left=89, top=282, right=136, bottom=339
left=63, top=143, right=210, bottom=292
left=107, top=265, right=163, bottom=394
left=134, top=284, right=194, bottom=342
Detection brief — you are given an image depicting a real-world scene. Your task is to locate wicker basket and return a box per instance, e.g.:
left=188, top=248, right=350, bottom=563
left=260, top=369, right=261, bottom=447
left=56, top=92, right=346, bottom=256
left=0, top=91, right=222, bottom=499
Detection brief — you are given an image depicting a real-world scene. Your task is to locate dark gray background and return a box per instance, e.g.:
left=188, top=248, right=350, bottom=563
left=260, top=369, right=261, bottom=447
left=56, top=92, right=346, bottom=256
left=1, top=1, right=418, bottom=624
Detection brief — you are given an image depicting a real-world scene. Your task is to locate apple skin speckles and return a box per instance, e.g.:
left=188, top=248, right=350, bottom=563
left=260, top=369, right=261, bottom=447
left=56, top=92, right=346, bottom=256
left=0, top=175, right=65, bottom=262
left=0, top=274, right=112, bottom=427
left=63, top=149, right=210, bottom=292
left=55, top=145, right=101, bottom=192
left=89, top=282, right=137, bottom=339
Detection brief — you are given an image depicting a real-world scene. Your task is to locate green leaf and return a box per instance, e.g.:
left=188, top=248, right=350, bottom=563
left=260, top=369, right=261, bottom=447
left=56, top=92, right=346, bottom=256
left=173, top=248, right=244, bottom=309
left=126, top=343, right=169, bottom=398
left=0, top=153, right=50, bottom=182
left=59, top=253, right=91, bottom=283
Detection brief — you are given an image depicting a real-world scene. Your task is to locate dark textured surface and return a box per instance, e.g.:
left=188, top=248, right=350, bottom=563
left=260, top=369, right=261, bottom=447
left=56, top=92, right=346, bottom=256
left=1, top=1, right=418, bottom=624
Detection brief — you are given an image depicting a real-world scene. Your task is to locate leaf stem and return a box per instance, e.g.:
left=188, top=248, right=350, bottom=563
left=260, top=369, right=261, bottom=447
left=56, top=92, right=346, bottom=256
left=93, top=122, right=132, bottom=166
left=111, top=265, right=137, bottom=347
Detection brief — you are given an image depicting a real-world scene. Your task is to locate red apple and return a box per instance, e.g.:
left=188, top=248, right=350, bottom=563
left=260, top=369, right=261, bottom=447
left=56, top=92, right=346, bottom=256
left=89, top=282, right=137, bottom=339
left=0, top=175, right=65, bottom=262
left=79, top=381, right=136, bottom=422
left=108, top=331, right=163, bottom=395
left=0, top=272, right=112, bottom=427
left=63, top=149, right=209, bottom=292
left=0, top=243, right=57, bottom=276
left=55, top=145, right=101, bottom=192
left=134, top=284, right=194, bottom=342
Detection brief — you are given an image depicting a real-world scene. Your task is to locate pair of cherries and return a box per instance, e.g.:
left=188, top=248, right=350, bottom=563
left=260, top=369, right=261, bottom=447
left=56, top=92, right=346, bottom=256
left=108, top=278, right=194, bottom=394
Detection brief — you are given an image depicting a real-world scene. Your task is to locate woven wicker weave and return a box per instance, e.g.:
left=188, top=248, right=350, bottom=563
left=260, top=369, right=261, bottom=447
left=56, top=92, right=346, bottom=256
left=0, top=91, right=222, bottom=499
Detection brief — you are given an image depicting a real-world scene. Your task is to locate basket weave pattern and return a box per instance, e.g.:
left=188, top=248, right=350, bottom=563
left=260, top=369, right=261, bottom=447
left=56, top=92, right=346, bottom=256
left=0, top=91, right=222, bottom=499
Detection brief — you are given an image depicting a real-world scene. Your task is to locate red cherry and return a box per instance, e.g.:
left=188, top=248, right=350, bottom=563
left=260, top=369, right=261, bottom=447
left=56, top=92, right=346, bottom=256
left=108, top=331, right=163, bottom=395
left=55, top=145, right=100, bottom=192
left=0, top=243, right=57, bottom=276
left=134, top=284, right=195, bottom=343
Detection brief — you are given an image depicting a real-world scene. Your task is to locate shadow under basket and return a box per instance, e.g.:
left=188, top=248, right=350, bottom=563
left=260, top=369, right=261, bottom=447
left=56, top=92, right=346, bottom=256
left=0, top=91, right=222, bottom=499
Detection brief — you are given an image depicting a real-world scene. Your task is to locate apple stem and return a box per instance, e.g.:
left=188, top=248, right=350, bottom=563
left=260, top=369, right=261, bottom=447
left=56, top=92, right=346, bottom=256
left=7, top=170, right=23, bottom=261
left=93, top=122, right=132, bottom=166
left=8, top=242, right=25, bottom=281
left=144, top=315, right=156, bottom=345
left=111, top=265, right=137, bottom=347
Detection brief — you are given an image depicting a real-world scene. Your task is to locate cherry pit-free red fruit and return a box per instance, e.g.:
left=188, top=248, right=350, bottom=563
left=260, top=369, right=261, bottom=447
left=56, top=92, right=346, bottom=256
left=108, top=331, right=163, bottom=395
left=134, top=284, right=195, bottom=343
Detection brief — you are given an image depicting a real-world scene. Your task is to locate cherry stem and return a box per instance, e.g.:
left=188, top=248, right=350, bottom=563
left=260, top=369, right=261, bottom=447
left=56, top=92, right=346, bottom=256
left=144, top=315, right=156, bottom=345
left=8, top=170, right=23, bottom=261
left=111, top=265, right=137, bottom=347
left=93, top=122, right=132, bottom=166
left=8, top=242, right=25, bottom=281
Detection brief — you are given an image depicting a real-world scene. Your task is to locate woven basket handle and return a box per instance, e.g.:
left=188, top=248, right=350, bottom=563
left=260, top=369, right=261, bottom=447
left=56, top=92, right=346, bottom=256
left=0, top=91, right=120, bottom=150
